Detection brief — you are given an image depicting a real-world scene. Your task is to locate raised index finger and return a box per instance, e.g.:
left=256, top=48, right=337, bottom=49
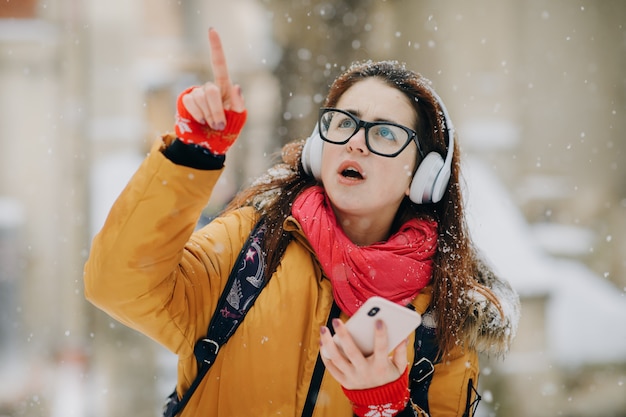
left=208, top=28, right=232, bottom=93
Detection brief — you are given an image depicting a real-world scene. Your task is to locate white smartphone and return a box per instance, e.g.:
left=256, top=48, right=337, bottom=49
left=333, top=296, right=422, bottom=356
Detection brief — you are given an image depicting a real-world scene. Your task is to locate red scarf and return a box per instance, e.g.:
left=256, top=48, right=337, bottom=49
left=292, top=186, right=438, bottom=316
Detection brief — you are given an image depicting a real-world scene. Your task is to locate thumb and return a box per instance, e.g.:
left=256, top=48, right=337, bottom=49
left=228, top=84, right=246, bottom=113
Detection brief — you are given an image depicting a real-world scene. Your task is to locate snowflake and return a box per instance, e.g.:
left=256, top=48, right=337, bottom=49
left=364, top=403, right=398, bottom=417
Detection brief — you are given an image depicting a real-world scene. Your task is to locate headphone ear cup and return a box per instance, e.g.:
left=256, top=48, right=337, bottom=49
left=301, top=127, right=324, bottom=181
left=409, top=152, right=445, bottom=204
left=430, top=158, right=451, bottom=204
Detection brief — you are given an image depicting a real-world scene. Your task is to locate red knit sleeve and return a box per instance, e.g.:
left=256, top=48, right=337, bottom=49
left=342, top=367, right=410, bottom=417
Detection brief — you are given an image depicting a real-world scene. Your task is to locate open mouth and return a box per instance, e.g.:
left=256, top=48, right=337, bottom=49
left=338, top=161, right=366, bottom=180
left=341, top=167, right=364, bottom=179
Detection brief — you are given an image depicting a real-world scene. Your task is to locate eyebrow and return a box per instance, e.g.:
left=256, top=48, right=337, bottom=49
left=342, top=108, right=399, bottom=125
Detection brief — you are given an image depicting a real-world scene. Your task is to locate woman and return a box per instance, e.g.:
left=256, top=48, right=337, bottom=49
left=84, top=29, right=519, bottom=417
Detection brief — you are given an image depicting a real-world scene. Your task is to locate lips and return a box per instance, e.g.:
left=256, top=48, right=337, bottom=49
left=338, top=161, right=366, bottom=180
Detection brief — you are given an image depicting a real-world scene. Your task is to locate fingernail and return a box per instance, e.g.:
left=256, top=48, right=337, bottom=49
left=320, top=326, right=327, bottom=335
left=376, top=320, right=383, bottom=330
left=215, top=121, right=225, bottom=131
left=332, top=318, right=342, bottom=328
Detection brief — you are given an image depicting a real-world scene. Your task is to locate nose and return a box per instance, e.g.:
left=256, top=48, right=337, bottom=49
left=346, top=127, right=369, bottom=154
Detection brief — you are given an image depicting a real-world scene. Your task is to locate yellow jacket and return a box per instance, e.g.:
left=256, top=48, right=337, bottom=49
left=84, top=137, right=519, bottom=416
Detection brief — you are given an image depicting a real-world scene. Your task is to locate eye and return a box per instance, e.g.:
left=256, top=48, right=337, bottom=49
left=373, top=125, right=398, bottom=142
left=336, top=116, right=356, bottom=129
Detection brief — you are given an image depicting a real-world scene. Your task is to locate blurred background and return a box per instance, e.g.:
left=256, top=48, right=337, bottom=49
left=0, top=0, right=625, bottom=416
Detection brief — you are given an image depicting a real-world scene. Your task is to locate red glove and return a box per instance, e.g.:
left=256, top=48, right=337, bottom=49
left=174, top=87, right=247, bottom=155
left=342, top=367, right=410, bottom=417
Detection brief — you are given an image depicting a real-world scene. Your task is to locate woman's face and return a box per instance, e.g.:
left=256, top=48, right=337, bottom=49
left=320, top=77, right=419, bottom=238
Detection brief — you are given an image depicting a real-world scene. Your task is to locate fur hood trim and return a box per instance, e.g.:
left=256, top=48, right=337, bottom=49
left=461, top=258, right=521, bottom=357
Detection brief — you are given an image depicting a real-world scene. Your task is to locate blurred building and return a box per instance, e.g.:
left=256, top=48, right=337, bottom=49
left=0, top=1, right=624, bottom=416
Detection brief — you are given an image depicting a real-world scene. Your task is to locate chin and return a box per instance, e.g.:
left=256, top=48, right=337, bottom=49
left=333, top=201, right=375, bottom=220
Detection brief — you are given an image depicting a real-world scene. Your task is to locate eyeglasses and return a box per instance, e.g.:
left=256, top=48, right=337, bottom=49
left=318, top=108, right=423, bottom=158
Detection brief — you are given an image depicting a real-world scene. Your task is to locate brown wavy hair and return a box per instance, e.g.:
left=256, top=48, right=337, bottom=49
left=224, top=60, right=482, bottom=354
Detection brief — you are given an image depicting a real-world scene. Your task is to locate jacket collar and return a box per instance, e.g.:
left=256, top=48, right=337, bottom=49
left=283, top=215, right=325, bottom=282
left=283, top=215, right=313, bottom=252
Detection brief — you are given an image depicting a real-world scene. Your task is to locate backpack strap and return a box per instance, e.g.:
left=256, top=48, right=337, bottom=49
left=301, top=301, right=341, bottom=417
left=164, top=219, right=268, bottom=417
left=406, top=308, right=481, bottom=417
left=408, top=313, right=439, bottom=415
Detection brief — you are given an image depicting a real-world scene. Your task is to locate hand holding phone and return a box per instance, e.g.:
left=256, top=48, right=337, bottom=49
left=333, top=296, right=422, bottom=356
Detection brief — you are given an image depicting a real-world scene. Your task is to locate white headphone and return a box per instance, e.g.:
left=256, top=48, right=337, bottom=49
left=301, top=84, right=455, bottom=204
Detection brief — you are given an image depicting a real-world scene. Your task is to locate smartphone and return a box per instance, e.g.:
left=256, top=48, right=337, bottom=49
left=333, top=296, right=422, bottom=356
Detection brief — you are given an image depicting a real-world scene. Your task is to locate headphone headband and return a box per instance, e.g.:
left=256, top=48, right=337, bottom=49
left=425, top=86, right=454, bottom=172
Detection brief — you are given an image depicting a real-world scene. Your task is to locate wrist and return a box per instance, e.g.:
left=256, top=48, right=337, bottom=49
left=163, top=139, right=225, bottom=170
left=342, top=367, right=410, bottom=417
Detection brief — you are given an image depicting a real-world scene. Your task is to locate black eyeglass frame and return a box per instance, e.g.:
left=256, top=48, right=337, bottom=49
left=318, top=107, right=424, bottom=158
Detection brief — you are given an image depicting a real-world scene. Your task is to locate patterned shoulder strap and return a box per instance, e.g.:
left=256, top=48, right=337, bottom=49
left=164, top=219, right=267, bottom=417
left=202, top=219, right=268, bottom=346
